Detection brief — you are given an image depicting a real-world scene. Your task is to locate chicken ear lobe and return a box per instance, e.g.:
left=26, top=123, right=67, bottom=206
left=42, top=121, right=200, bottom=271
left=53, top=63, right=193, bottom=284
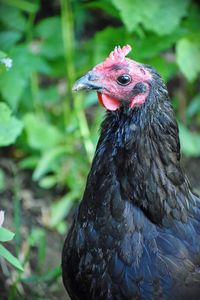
left=130, top=94, right=147, bottom=108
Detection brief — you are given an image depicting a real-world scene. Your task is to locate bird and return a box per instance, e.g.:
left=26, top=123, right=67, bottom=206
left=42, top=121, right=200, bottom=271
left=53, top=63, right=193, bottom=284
left=62, top=45, right=200, bottom=300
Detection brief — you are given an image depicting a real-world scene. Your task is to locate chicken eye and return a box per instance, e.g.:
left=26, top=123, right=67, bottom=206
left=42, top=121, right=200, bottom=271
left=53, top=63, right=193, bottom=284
left=117, top=74, right=131, bottom=86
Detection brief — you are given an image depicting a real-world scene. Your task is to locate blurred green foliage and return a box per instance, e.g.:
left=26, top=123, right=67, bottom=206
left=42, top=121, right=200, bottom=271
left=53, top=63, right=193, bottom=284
left=0, top=210, right=23, bottom=271
left=0, top=0, right=200, bottom=298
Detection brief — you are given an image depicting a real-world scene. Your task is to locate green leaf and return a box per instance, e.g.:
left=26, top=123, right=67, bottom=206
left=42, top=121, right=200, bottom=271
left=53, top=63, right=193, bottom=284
left=179, top=122, right=200, bottom=157
left=176, top=38, right=200, bottom=81
left=111, top=0, right=190, bottom=34
left=0, top=45, right=50, bottom=109
left=19, top=155, right=39, bottom=170
left=0, top=0, right=39, bottom=13
left=91, top=27, right=182, bottom=65
left=0, top=102, right=23, bottom=146
left=143, top=0, right=190, bottom=35
left=0, top=31, right=22, bottom=51
left=0, top=227, right=15, bottom=242
left=38, top=86, right=59, bottom=103
left=132, top=33, right=182, bottom=61
left=0, top=69, right=26, bottom=109
left=23, top=113, right=62, bottom=151
left=0, top=4, right=27, bottom=32
left=35, top=17, right=61, bottom=40
left=183, top=3, right=200, bottom=33
left=22, top=266, right=61, bottom=284
left=187, top=93, right=200, bottom=117
left=28, top=227, right=46, bottom=265
left=34, top=17, right=64, bottom=59
left=33, top=146, right=67, bottom=181
left=28, top=228, right=45, bottom=246
left=111, top=0, right=150, bottom=32
left=84, top=0, right=120, bottom=18
left=49, top=192, right=77, bottom=228
left=39, top=175, right=57, bottom=189
left=0, top=244, right=23, bottom=271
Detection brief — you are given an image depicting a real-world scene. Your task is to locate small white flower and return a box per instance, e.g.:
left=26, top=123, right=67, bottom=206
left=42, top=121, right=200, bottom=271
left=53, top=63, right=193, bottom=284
left=0, top=57, right=13, bottom=70
left=0, top=210, right=5, bottom=227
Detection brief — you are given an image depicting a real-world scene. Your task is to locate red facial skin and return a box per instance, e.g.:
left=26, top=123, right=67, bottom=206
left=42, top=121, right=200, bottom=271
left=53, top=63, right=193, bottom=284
left=91, top=46, right=152, bottom=111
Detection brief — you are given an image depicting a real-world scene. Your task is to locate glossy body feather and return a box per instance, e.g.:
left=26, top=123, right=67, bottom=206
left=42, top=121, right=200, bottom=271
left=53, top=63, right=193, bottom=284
left=62, top=65, right=200, bottom=299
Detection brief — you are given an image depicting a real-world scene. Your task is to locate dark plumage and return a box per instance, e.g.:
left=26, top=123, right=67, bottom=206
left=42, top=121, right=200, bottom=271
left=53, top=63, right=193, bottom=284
left=62, top=45, right=200, bottom=299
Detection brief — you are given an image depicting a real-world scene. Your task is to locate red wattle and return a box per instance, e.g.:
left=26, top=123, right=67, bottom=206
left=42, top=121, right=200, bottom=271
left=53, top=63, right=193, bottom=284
left=97, top=93, right=120, bottom=111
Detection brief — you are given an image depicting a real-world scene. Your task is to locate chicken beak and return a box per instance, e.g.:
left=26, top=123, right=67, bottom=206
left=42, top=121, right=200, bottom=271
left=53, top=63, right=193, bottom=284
left=72, top=73, right=101, bottom=92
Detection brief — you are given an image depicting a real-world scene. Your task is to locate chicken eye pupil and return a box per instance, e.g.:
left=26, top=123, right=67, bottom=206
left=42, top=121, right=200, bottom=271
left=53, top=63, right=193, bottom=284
left=117, top=74, right=131, bottom=85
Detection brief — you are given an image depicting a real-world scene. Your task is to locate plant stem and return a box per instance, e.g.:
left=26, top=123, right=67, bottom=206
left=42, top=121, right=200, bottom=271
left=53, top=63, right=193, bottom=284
left=13, top=171, right=21, bottom=256
left=60, top=0, right=94, bottom=162
left=30, top=72, right=43, bottom=116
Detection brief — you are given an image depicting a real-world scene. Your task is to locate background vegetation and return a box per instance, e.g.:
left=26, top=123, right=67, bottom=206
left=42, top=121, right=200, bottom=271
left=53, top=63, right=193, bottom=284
left=0, top=0, right=200, bottom=299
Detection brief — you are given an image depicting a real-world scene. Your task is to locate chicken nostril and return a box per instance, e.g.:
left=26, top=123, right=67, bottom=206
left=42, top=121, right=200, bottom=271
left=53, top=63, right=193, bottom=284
left=88, top=74, right=99, bottom=81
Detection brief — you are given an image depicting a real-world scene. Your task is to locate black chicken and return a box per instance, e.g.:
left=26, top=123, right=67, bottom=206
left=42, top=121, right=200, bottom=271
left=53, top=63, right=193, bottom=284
left=62, top=45, right=200, bottom=299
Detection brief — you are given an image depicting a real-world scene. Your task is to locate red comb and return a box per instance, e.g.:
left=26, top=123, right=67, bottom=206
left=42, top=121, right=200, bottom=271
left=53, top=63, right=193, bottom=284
left=95, top=45, right=132, bottom=70
left=107, top=45, right=132, bottom=62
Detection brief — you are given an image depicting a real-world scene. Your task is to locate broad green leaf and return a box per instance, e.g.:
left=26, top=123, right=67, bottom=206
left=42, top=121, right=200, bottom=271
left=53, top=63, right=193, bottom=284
left=132, top=32, right=182, bottom=61
left=23, top=113, right=62, bottom=151
left=35, top=17, right=61, bottom=40
left=179, top=123, right=200, bottom=157
left=34, top=17, right=64, bottom=59
left=111, top=0, right=189, bottom=34
left=0, top=45, right=50, bottom=109
left=176, top=38, right=200, bottom=81
left=0, top=31, right=22, bottom=51
left=0, top=4, right=27, bottom=32
left=0, top=69, right=26, bottom=109
left=0, top=244, right=23, bottom=271
left=111, top=0, right=151, bottom=32
left=183, top=3, right=200, bottom=32
left=0, top=0, right=39, bottom=13
left=143, top=0, right=190, bottom=35
left=0, top=102, right=23, bottom=146
left=0, top=227, right=15, bottom=242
